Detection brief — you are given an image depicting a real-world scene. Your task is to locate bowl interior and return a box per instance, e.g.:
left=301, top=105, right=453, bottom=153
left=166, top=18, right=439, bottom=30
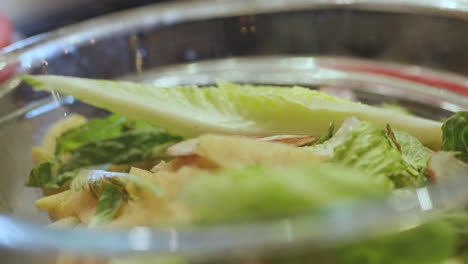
left=1, top=1, right=468, bottom=261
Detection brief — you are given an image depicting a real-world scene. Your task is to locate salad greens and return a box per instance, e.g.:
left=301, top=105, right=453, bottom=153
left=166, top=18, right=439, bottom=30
left=442, top=111, right=468, bottom=156
left=182, top=163, right=390, bottom=224
left=26, top=116, right=181, bottom=188
left=55, top=114, right=128, bottom=155
left=21, top=75, right=468, bottom=264
left=89, top=183, right=124, bottom=227
left=22, top=75, right=443, bottom=149
left=337, top=221, right=456, bottom=264
left=331, top=122, right=406, bottom=187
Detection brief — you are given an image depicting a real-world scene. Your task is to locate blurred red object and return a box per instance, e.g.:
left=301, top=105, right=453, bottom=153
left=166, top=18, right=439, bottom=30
left=0, top=12, right=12, bottom=48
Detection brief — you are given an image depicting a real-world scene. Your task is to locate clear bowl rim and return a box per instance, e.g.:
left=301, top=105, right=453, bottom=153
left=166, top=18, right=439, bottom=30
left=0, top=0, right=468, bottom=257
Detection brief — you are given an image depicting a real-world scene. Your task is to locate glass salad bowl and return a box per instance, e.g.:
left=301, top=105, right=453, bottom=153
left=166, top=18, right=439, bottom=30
left=1, top=0, right=468, bottom=263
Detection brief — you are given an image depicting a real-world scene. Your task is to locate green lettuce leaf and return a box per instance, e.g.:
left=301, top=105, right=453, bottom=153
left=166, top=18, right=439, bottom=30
left=22, top=75, right=442, bottom=149
left=332, top=122, right=407, bottom=187
left=182, top=163, right=390, bottom=224
left=26, top=128, right=181, bottom=188
left=26, top=162, right=78, bottom=188
left=442, top=111, right=468, bottom=155
left=304, top=117, right=360, bottom=157
left=59, top=128, right=181, bottom=172
left=89, top=183, right=124, bottom=227
left=337, top=221, right=456, bottom=264
left=393, top=130, right=431, bottom=170
left=56, top=114, right=126, bottom=155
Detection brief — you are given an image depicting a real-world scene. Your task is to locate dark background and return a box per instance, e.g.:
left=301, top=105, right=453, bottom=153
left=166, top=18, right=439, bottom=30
left=14, top=0, right=168, bottom=37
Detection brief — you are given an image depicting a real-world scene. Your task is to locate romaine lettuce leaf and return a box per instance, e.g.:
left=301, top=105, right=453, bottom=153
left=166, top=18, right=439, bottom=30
left=304, top=117, right=360, bottom=157
left=332, top=122, right=406, bottom=186
left=22, top=75, right=443, bottom=149
left=442, top=111, right=468, bottom=155
left=393, top=130, right=431, bottom=170
left=182, top=163, right=390, bottom=224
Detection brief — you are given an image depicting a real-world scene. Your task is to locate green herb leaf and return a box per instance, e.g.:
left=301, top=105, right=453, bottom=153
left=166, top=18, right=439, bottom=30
left=60, top=128, right=181, bottom=173
left=182, top=163, right=390, bottom=224
left=89, top=183, right=124, bottom=227
left=56, top=114, right=128, bottom=155
left=23, top=75, right=443, bottom=149
left=442, top=111, right=468, bottom=155
left=27, top=128, right=181, bottom=189
left=25, top=162, right=78, bottom=188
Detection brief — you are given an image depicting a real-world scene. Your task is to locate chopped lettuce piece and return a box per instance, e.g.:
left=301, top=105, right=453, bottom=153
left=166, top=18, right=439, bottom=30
left=442, top=111, right=468, bottom=155
left=332, top=122, right=406, bottom=187
left=182, top=164, right=390, bottom=224
left=393, top=130, right=431, bottom=170
left=337, top=221, right=456, bottom=264
left=389, top=129, right=431, bottom=186
left=304, top=117, right=360, bottom=157
left=89, top=183, right=124, bottom=227
left=23, top=75, right=443, bottom=149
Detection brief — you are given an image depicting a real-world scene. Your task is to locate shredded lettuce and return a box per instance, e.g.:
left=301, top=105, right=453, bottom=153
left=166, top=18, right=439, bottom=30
left=22, top=75, right=443, bottom=149
left=182, top=163, right=390, bottom=224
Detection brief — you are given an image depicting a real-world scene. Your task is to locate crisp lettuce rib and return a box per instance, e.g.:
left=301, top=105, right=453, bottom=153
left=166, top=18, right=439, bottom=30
left=23, top=75, right=442, bottom=149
